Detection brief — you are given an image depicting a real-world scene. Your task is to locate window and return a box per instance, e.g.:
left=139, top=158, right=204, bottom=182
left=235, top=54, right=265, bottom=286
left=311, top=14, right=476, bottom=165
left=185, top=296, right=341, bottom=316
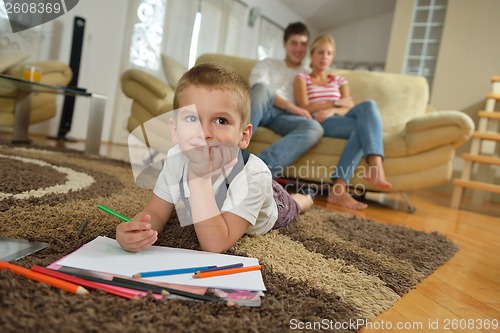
left=129, top=0, right=166, bottom=71
left=403, top=0, right=448, bottom=92
left=192, top=0, right=247, bottom=63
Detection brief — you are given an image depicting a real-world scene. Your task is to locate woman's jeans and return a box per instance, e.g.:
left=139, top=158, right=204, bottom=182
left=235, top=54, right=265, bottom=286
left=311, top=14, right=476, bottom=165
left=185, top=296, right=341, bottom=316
left=251, top=83, right=324, bottom=177
left=321, top=100, right=384, bottom=184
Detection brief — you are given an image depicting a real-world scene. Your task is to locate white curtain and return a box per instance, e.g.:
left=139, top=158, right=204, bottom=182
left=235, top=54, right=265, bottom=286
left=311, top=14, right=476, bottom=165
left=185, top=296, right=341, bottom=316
left=256, top=17, right=284, bottom=60
left=163, top=0, right=198, bottom=67
left=220, top=0, right=247, bottom=56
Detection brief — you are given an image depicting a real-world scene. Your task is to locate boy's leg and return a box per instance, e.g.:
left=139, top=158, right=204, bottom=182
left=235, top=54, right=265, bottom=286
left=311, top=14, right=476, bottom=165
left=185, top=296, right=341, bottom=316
left=290, top=193, right=313, bottom=212
left=271, top=180, right=305, bottom=230
left=260, top=111, right=324, bottom=177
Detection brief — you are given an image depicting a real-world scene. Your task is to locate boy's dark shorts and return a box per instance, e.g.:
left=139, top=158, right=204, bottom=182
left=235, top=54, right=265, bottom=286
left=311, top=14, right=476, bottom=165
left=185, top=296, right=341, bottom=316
left=271, top=180, right=300, bottom=230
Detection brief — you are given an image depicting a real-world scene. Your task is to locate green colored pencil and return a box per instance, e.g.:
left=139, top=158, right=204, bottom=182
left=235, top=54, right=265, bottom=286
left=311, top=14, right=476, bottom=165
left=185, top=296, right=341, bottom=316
left=98, top=204, right=131, bottom=222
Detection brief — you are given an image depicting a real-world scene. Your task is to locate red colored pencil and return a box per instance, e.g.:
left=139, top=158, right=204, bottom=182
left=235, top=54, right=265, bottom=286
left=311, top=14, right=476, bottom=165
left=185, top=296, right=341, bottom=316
left=0, top=260, right=88, bottom=295
left=31, top=266, right=141, bottom=299
left=193, top=265, right=262, bottom=279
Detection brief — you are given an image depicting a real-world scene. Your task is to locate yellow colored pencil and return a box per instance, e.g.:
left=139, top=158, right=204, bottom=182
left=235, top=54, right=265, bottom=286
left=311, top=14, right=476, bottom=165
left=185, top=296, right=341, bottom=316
left=0, top=260, right=89, bottom=295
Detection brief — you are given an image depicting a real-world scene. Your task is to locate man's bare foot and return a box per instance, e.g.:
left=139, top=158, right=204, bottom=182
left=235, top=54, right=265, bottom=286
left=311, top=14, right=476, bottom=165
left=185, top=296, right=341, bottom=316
left=327, top=190, right=367, bottom=210
left=327, top=180, right=367, bottom=210
left=364, top=155, right=392, bottom=189
left=291, top=193, right=314, bottom=213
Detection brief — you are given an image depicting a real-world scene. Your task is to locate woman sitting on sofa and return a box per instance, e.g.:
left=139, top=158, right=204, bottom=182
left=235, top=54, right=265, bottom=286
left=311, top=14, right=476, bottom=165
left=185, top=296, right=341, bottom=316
left=293, top=35, right=392, bottom=210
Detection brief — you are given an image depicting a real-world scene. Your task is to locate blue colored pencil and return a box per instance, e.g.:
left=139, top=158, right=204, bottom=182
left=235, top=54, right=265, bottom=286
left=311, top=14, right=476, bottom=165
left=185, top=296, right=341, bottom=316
left=133, top=265, right=217, bottom=278
left=196, top=263, right=244, bottom=273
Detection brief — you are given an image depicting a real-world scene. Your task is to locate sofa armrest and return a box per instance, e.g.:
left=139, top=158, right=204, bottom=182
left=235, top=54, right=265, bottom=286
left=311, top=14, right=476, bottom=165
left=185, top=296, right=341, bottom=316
left=403, top=111, right=475, bottom=154
left=121, top=69, right=174, bottom=116
left=122, top=69, right=172, bottom=98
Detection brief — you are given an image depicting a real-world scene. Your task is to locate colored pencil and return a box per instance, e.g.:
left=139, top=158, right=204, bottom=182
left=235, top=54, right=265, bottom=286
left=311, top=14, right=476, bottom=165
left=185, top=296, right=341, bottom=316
left=55, top=267, right=163, bottom=297
left=76, top=220, right=88, bottom=237
left=97, top=204, right=131, bottom=222
left=112, top=277, right=229, bottom=304
left=54, top=266, right=199, bottom=301
left=32, top=266, right=139, bottom=299
left=133, top=265, right=217, bottom=278
left=195, top=263, right=244, bottom=273
left=193, top=265, right=262, bottom=279
left=0, top=260, right=88, bottom=295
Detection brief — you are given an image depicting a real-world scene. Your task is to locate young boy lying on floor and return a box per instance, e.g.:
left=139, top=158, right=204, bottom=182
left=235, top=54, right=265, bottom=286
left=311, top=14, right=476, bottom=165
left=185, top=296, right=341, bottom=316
left=116, top=63, right=313, bottom=253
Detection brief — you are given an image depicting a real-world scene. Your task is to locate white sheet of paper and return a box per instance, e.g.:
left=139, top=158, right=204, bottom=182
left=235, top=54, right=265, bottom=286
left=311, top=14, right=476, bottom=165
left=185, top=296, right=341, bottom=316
left=55, top=236, right=266, bottom=291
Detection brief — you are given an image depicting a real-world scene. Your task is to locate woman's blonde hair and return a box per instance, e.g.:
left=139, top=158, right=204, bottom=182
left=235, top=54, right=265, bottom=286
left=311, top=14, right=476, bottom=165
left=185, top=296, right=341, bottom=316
left=309, top=35, right=335, bottom=68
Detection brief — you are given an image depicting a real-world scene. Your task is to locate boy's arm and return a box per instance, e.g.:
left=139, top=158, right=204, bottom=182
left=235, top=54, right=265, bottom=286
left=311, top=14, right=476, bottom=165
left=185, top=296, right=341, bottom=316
left=188, top=176, right=250, bottom=253
left=116, top=194, right=174, bottom=252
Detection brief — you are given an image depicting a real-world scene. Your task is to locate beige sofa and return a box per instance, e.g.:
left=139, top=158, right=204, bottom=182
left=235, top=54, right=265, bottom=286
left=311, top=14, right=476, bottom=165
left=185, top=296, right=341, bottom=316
left=0, top=60, right=72, bottom=127
left=121, top=53, right=474, bottom=204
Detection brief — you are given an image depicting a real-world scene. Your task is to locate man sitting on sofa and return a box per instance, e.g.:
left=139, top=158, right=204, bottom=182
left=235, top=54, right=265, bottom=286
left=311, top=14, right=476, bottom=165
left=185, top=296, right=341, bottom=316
left=249, top=22, right=324, bottom=177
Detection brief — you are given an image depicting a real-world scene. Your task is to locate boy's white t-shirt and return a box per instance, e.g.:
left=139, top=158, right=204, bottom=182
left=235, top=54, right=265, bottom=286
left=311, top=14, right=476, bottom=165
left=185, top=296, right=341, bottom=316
left=153, top=145, right=278, bottom=235
left=249, top=58, right=306, bottom=104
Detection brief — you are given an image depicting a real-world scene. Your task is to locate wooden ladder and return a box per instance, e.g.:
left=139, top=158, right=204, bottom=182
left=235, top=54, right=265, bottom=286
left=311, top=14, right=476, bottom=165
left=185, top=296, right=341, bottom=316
left=451, top=75, right=500, bottom=209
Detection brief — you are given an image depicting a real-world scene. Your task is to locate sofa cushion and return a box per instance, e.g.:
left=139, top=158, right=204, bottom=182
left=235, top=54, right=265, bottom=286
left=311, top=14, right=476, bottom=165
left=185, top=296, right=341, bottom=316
left=0, top=51, right=29, bottom=73
left=196, top=53, right=258, bottom=79
left=333, top=69, right=429, bottom=134
left=161, top=54, right=187, bottom=88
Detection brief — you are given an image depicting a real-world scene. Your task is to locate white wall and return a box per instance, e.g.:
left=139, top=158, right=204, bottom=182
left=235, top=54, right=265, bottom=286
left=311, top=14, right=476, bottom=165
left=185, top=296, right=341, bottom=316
left=322, top=11, right=394, bottom=66
left=29, top=0, right=128, bottom=143
left=385, top=0, right=500, bottom=199
left=238, top=0, right=314, bottom=58
left=27, top=0, right=307, bottom=144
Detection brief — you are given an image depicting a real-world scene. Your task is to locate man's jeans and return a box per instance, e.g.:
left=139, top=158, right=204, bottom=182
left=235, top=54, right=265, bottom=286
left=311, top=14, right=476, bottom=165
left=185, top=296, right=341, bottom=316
left=321, top=100, right=384, bottom=183
left=250, top=83, right=324, bottom=177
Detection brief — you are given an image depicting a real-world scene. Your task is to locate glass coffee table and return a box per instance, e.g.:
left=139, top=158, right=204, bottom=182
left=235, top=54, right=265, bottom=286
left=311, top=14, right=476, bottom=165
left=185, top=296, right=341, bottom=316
left=0, top=73, right=107, bottom=155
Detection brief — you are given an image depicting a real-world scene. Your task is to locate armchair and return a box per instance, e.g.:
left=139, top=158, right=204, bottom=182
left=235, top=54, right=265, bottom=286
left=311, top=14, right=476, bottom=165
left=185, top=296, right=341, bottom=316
left=0, top=60, right=72, bottom=127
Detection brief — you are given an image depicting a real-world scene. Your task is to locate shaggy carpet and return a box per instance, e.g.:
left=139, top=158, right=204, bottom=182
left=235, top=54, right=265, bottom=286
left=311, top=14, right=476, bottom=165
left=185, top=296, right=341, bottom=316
left=0, top=145, right=459, bottom=333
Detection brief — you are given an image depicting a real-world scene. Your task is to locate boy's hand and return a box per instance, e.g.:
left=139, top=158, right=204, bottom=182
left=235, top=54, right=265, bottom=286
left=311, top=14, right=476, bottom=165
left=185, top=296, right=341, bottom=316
left=116, top=214, right=158, bottom=252
left=188, top=143, right=238, bottom=179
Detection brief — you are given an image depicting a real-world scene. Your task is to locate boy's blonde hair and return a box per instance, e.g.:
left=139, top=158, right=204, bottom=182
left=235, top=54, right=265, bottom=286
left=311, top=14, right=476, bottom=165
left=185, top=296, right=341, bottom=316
left=173, top=63, right=251, bottom=127
left=309, top=34, right=336, bottom=68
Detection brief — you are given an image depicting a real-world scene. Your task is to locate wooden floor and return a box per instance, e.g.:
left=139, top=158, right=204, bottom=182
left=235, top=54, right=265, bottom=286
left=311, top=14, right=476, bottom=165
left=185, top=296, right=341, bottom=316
left=3, top=133, right=500, bottom=333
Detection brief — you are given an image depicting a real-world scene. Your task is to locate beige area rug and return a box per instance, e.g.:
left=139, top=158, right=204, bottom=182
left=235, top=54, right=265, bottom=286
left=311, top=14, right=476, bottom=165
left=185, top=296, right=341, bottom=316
left=0, top=144, right=459, bottom=332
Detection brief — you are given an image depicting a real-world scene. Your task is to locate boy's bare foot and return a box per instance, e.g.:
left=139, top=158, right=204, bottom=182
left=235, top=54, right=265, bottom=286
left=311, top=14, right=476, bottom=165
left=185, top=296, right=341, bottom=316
left=291, top=193, right=314, bottom=213
left=364, top=155, right=392, bottom=189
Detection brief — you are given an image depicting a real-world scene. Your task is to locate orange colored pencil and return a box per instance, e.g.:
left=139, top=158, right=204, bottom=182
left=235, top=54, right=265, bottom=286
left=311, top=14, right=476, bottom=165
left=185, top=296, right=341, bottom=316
left=193, top=264, right=262, bottom=279
left=0, top=260, right=89, bottom=295
left=32, top=266, right=140, bottom=299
